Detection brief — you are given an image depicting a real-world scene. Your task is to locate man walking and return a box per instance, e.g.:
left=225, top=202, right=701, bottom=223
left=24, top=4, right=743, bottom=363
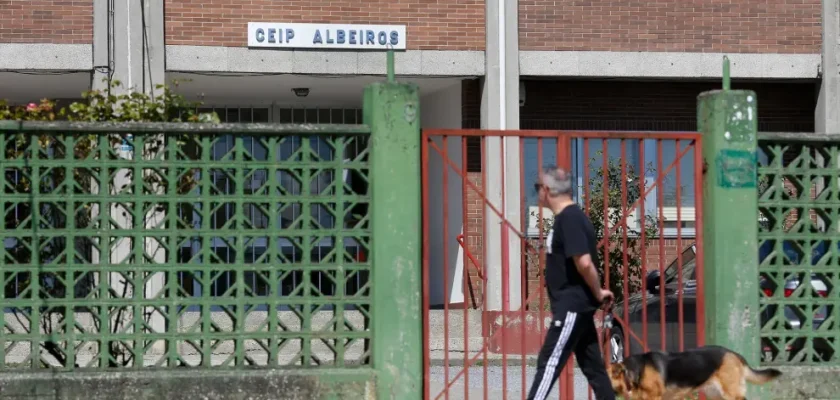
left=527, top=166, right=616, bottom=400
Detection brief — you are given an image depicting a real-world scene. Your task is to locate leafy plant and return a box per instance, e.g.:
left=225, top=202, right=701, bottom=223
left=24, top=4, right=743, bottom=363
left=0, top=98, right=58, bottom=121
left=528, top=153, right=660, bottom=305
left=1, top=79, right=218, bottom=368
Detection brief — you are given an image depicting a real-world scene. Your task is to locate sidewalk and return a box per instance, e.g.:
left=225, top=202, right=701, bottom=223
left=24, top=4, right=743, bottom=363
left=428, top=364, right=592, bottom=400
left=2, top=308, right=569, bottom=368
left=427, top=309, right=572, bottom=368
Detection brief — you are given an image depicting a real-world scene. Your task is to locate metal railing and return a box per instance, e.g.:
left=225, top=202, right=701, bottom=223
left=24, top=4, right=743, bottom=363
left=0, top=121, right=372, bottom=370
left=757, top=131, right=840, bottom=366
left=422, top=129, right=704, bottom=400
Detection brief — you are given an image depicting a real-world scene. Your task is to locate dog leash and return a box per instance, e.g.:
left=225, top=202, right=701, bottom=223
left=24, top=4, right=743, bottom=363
left=600, top=304, right=614, bottom=359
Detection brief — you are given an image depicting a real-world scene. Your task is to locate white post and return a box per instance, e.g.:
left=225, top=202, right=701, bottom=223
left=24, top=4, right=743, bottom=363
left=92, top=0, right=167, bottom=363
left=817, top=0, right=840, bottom=136
left=816, top=0, right=839, bottom=232
left=482, top=0, right=522, bottom=312
left=421, top=83, right=465, bottom=306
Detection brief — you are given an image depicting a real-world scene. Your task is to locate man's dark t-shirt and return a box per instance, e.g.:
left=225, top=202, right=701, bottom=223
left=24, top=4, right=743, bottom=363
left=544, top=204, right=601, bottom=314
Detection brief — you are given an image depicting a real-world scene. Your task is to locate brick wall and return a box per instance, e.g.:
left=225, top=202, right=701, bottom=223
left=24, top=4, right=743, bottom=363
left=463, top=173, right=486, bottom=307
left=519, top=0, right=821, bottom=53
left=778, top=156, right=821, bottom=230
left=164, top=0, right=484, bottom=50
left=461, top=79, right=484, bottom=307
left=0, top=0, right=93, bottom=44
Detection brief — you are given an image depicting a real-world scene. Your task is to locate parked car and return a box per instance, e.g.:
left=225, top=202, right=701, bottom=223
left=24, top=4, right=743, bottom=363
left=603, top=243, right=831, bottom=364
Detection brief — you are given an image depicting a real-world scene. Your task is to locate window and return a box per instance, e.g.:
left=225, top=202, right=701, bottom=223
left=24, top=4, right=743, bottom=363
left=197, top=107, right=270, bottom=124
left=523, top=137, right=696, bottom=238
left=275, top=107, right=363, bottom=124
left=662, top=245, right=697, bottom=283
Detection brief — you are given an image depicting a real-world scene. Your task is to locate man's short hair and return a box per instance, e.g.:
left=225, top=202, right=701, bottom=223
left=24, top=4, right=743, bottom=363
left=541, top=165, right=573, bottom=197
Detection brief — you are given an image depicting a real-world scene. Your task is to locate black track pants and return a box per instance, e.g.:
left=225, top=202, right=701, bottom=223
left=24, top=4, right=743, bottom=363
left=526, top=310, right=616, bottom=400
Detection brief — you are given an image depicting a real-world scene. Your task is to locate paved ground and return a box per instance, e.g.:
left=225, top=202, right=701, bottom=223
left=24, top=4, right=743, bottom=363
left=428, top=365, right=595, bottom=400
left=426, top=309, right=602, bottom=399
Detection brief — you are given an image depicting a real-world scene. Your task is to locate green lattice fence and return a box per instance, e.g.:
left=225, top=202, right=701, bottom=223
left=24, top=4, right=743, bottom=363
left=757, top=132, right=840, bottom=366
left=0, top=122, right=374, bottom=370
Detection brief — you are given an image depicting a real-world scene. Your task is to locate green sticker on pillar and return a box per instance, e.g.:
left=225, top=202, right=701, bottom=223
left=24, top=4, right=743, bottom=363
left=716, top=149, right=757, bottom=188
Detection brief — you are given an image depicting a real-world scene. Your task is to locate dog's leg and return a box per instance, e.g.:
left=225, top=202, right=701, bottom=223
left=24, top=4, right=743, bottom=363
left=636, top=390, right=662, bottom=400
left=663, top=389, right=698, bottom=400
left=699, top=378, right=726, bottom=400
left=634, top=366, right=666, bottom=400
left=720, top=396, right=746, bottom=400
left=636, top=381, right=665, bottom=400
left=701, top=392, right=724, bottom=400
left=726, top=386, right=748, bottom=400
left=731, top=377, right=747, bottom=400
left=717, top=368, right=748, bottom=400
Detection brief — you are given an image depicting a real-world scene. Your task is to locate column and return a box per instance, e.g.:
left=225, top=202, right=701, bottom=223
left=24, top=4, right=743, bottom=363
left=816, top=0, right=840, bottom=135
left=92, top=0, right=167, bottom=360
left=698, top=59, right=762, bottom=397
left=365, top=69, right=423, bottom=400
left=482, top=0, right=523, bottom=313
left=815, top=0, right=838, bottom=231
left=93, top=0, right=166, bottom=95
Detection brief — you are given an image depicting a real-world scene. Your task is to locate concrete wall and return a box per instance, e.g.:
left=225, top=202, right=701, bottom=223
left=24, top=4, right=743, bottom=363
left=765, top=366, right=840, bottom=399
left=0, top=369, right=374, bottom=400
left=421, top=82, right=465, bottom=306
left=164, top=45, right=485, bottom=76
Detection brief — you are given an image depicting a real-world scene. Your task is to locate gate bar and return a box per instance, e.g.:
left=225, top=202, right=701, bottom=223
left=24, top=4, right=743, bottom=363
left=428, top=129, right=699, bottom=139
left=422, top=129, right=703, bottom=400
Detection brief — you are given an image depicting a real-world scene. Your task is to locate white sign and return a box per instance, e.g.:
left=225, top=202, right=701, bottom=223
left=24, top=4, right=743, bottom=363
left=248, top=22, right=406, bottom=50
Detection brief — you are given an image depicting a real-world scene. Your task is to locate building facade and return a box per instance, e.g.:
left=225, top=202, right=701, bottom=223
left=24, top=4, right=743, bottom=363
left=2, top=0, right=838, bottom=308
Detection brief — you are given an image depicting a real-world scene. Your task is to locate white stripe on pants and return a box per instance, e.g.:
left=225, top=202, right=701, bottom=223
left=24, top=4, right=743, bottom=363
left=534, top=311, right=578, bottom=400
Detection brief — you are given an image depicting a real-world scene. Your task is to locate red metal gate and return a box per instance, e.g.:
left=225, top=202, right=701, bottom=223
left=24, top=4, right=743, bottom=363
left=422, top=129, right=704, bottom=400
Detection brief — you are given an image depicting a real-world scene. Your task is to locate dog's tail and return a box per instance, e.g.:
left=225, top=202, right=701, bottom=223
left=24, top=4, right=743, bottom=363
left=729, top=349, right=782, bottom=384
left=744, top=366, right=783, bottom=384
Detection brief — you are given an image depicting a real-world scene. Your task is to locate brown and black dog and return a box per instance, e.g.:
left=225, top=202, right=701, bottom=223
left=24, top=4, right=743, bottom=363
left=607, top=345, right=782, bottom=400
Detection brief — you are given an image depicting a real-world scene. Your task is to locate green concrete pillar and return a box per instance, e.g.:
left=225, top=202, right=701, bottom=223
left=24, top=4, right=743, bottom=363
left=697, top=56, right=762, bottom=396
left=364, top=52, right=422, bottom=400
